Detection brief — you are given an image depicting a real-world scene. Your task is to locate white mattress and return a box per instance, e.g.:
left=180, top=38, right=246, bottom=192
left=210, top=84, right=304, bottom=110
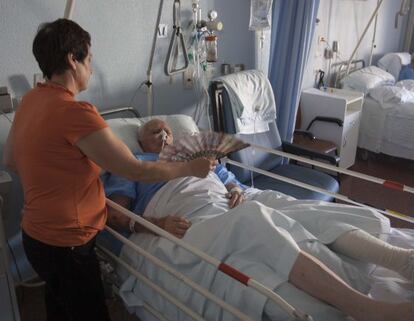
left=358, top=97, right=414, bottom=160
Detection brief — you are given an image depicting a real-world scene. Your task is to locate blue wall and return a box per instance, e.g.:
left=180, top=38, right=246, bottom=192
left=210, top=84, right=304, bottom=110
left=0, top=0, right=255, bottom=119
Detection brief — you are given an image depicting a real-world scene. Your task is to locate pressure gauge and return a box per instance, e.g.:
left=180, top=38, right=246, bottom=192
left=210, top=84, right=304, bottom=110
left=207, top=10, right=218, bottom=21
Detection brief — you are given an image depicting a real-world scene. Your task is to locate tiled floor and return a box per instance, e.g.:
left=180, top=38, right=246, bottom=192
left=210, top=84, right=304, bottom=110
left=340, top=150, right=414, bottom=228
left=15, top=151, right=414, bottom=320
left=16, top=282, right=140, bottom=321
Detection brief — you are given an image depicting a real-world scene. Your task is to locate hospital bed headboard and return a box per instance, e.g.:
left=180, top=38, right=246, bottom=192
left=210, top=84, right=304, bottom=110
left=105, top=112, right=200, bottom=153
left=0, top=112, right=34, bottom=283
left=0, top=112, right=23, bottom=239
left=332, top=59, right=365, bottom=88
left=100, top=107, right=140, bottom=119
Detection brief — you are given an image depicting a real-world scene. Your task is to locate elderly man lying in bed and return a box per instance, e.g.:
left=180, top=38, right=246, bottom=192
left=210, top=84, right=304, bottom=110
left=103, top=119, right=414, bottom=321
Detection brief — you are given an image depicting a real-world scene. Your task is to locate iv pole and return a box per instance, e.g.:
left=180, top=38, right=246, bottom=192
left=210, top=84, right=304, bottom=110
left=146, top=0, right=165, bottom=117
left=368, top=0, right=380, bottom=66
left=346, top=0, right=384, bottom=76
left=64, top=0, right=76, bottom=19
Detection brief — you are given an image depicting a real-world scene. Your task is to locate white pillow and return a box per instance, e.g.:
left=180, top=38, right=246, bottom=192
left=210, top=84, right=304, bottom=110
left=340, top=66, right=395, bottom=93
left=396, top=79, right=414, bottom=92
left=106, top=114, right=199, bottom=153
left=377, top=52, right=411, bottom=80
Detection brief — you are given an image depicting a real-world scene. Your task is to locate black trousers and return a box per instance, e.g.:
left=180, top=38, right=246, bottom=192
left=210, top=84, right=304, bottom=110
left=22, top=230, right=111, bottom=321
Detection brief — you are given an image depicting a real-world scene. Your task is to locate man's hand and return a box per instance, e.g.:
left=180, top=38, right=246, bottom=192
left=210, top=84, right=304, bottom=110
left=226, top=187, right=245, bottom=208
left=158, top=216, right=191, bottom=238
left=187, top=158, right=216, bottom=178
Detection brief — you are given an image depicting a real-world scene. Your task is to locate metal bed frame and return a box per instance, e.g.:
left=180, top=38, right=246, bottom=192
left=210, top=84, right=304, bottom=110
left=97, top=106, right=414, bottom=321
left=332, top=59, right=366, bottom=88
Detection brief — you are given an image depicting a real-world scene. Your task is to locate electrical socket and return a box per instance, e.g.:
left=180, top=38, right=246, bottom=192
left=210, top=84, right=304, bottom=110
left=33, top=73, right=44, bottom=87
left=317, top=36, right=326, bottom=45
left=183, top=68, right=194, bottom=89
left=157, top=24, right=168, bottom=38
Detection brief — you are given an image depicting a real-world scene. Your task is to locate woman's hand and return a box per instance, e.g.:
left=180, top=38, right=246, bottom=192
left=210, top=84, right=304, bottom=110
left=187, top=158, right=217, bottom=178
left=158, top=216, right=191, bottom=238
left=226, top=187, right=245, bottom=208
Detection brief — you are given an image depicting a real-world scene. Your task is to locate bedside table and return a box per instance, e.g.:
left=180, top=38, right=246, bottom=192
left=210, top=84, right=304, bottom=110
left=300, top=88, right=364, bottom=168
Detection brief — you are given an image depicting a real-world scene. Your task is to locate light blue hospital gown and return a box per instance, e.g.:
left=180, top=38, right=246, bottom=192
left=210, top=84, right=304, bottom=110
left=399, top=65, right=414, bottom=81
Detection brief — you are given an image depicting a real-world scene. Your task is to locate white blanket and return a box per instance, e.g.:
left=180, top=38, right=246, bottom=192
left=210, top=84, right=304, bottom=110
left=217, top=70, right=276, bottom=134
left=117, top=173, right=392, bottom=321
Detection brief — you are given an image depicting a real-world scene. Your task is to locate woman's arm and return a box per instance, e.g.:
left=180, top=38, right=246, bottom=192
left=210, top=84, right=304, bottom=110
left=76, top=127, right=214, bottom=182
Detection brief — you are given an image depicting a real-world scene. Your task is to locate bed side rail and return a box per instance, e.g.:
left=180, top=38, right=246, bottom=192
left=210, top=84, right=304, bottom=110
left=106, top=198, right=313, bottom=321
left=100, top=107, right=140, bottom=119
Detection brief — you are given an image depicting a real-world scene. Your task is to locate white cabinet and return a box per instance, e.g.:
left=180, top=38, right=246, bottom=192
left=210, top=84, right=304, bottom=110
left=300, top=88, right=364, bottom=168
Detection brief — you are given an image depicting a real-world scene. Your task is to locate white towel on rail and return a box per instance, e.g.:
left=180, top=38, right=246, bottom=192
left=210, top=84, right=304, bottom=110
left=218, top=70, right=276, bottom=134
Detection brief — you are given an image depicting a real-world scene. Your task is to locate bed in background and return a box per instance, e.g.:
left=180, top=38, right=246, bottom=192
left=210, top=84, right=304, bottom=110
left=339, top=52, right=414, bottom=160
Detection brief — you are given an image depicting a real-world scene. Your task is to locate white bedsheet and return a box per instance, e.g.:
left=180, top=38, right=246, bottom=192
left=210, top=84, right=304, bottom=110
left=115, top=173, right=405, bottom=321
left=359, top=96, right=414, bottom=159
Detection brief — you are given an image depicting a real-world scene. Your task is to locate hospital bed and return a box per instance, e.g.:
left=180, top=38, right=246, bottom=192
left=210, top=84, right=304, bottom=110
left=336, top=53, right=414, bottom=161
left=1, top=108, right=414, bottom=321
left=95, top=108, right=414, bottom=321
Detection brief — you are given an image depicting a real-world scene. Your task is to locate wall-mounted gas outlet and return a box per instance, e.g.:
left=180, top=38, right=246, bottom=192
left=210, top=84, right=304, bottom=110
left=33, top=73, right=43, bottom=87
left=157, top=24, right=168, bottom=38
left=317, top=36, right=326, bottom=45
left=183, top=68, right=194, bottom=89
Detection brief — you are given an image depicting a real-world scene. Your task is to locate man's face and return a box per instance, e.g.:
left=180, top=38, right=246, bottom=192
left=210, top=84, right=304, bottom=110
left=139, top=119, right=174, bottom=153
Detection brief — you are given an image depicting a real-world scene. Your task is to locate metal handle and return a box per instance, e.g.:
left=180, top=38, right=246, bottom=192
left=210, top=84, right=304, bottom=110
left=164, top=0, right=190, bottom=76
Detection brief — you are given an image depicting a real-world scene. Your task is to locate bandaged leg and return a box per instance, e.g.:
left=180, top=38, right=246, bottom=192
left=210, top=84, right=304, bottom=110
left=330, top=229, right=414, bottom=281
left=289, top=251, right=414, bottom=321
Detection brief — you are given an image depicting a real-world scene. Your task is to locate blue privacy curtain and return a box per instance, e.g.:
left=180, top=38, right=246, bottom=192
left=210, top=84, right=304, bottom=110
left=269, top=0, right=320, bottom=142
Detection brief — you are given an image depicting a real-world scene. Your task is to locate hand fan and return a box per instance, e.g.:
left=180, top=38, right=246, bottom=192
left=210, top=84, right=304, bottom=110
left=159, top=131, right=250, bottom=162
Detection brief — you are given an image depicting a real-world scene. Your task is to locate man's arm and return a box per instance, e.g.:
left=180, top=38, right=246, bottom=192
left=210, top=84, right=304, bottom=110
left=106, top=194, right=133, bottom=231
left=225, top=182, right=245, bottom=209
left=214, top=164, right=245, bottom=208
left=107, top=194, right=191, bottom=238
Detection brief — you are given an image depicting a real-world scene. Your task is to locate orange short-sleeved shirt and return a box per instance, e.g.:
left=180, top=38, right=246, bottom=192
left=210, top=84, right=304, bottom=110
left=13, top=83, right=108, bottom=246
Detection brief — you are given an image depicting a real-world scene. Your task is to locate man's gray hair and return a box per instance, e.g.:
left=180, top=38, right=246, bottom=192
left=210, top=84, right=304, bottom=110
left=137, top=125, right=145, bottom=143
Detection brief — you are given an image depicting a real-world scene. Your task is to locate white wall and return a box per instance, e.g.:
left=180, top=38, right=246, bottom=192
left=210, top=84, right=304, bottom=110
left=0, top=0, right=255, bottom=121
left=303, top=0, right=408, bottom=89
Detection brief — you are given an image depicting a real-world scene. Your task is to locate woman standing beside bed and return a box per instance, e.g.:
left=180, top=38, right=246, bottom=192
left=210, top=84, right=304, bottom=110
left=2, top=19, right=213, bottom=321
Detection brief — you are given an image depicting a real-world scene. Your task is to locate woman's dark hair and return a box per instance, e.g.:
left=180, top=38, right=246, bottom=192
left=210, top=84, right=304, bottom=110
left=32, top=19, right=91, bottom=79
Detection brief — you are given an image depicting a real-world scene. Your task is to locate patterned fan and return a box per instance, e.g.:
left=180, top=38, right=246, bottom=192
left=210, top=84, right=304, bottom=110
left=159, top=131, right=250, bottom=162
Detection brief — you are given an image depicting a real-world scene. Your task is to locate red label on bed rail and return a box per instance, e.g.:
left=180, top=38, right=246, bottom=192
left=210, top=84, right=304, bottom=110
left=383, top=180, right=404, bottom=191
left=218, top=263, right=250, bottom=285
